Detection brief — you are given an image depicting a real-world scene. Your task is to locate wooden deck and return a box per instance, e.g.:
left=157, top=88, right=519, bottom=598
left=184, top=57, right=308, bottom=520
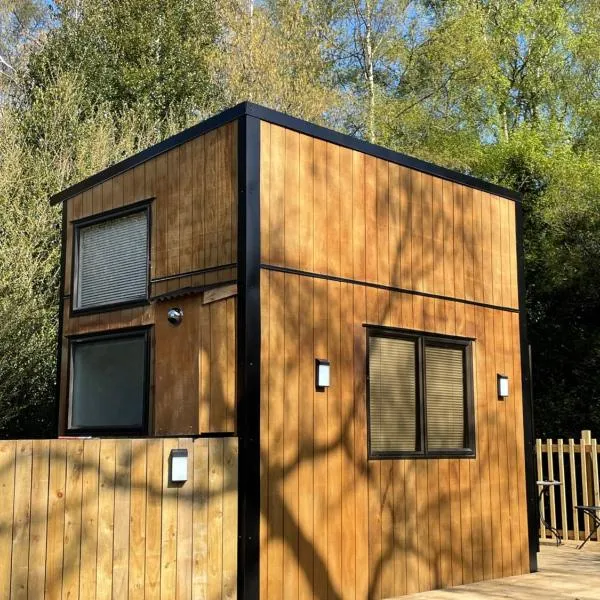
left=396, top=543, right=600, bottom=599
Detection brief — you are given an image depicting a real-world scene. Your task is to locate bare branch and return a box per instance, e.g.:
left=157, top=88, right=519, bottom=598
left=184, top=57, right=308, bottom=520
left=0, top=53, right=15, bottom=72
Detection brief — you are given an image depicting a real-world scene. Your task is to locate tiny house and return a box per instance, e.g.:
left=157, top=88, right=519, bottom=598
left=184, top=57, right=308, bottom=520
left=51, top=102, right=537, bottom=599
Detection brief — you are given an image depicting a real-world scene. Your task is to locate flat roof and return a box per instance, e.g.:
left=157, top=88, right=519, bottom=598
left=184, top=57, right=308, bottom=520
left=50, top=101, right=521, bottom=205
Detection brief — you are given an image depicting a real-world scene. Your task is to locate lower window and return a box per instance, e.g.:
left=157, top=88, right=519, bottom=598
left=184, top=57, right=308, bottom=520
left=367, top=328, right=475, bottom=458
left=68, top=328, right=150, bottom=434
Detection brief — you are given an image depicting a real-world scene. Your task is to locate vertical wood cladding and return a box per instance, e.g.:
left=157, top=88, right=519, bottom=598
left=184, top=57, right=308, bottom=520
left=0, top=437, right=238, bottom=599
left=259, top=122, right=528, bottom=597
left=259, top=274, right=529, bottom=599
left=260, top=122, right=519, bottom=311
left=59, top=122, right=238, bottom=436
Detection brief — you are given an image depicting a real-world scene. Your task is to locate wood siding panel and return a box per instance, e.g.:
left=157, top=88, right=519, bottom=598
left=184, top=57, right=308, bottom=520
left=259, top=123, right=525, bottom=597
left=63, top=292, right=236, bottom=436
left=0, top=438, right=237, bottom=600
left=259, top=270, right=529, bottom=598
left=58, top=123, right=238, bottom=436
left=259, top=124, right=519, bottom=310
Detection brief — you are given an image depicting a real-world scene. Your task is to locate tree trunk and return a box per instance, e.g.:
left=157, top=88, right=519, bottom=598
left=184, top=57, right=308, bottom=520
left=364, top=0, right=376, bottom=143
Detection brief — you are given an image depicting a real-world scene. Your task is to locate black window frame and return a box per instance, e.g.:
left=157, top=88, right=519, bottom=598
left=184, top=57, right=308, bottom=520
left=71, top=199, right=153, bottom=316
left=66, top=326, right=152, bottom=436
left=366, top=326, right=475, bottom=460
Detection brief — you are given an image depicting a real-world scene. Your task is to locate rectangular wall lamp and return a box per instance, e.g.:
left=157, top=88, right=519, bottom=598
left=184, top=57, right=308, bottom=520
left=497, top=374, right=509, bottom=399
left=316, top=359, right=330, bottom=390
left=169, top=448, right=188, bottom=483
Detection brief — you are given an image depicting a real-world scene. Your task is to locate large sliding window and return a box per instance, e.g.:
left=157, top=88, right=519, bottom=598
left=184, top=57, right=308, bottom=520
left=73, top=203, right=150, bottom=312
left=68, top=329, right=150, bottom=434
left=367, top=328, right=475, bottom=458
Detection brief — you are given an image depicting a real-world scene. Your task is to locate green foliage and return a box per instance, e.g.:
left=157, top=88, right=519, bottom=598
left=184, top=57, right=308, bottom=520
left=26, top=0, right=221, bottom=125
left=1, top=0, right=600, bottom=437
left=213, top=0, right=338, bottom=122
left=0, top=69, right=184, bottom=437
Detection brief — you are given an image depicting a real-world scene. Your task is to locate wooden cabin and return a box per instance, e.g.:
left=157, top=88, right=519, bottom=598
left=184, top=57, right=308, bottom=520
left=51, top=102, right=537, bottom=599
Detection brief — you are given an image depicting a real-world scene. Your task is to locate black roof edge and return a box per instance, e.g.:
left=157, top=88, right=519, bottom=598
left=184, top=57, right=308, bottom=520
left=50, top=100, right=521, bottom=205
left=245, top=102, right=521, bottom=202
left=49, top=102, right=247, bottom=205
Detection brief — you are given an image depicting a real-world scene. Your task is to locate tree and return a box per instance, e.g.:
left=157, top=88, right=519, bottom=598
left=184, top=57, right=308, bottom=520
left=403, top=0, right=600, bottom=438
left=2, top=0, right=600, bottom=438
left=0, top=0, right=49, bottom=97
left=25, top=0, right=221, bottom=127
left=213, top=0, right=337, bottom=123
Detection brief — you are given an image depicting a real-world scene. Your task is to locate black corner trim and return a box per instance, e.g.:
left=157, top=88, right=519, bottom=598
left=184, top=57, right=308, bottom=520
left=51, top=101, right=520, bottom=206
left=55, top=203, right=67, bottom=435
left=516, top=201, right=538, bottom=572
left=237, top=114, right=261, bottom=600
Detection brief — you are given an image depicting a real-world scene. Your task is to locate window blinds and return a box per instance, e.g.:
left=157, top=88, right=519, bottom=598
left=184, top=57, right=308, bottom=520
left=425, top=345, right=465, bottom=450
left=368, top=336, right=417, bottom=453
left=76, top=211, right=148, bottom=310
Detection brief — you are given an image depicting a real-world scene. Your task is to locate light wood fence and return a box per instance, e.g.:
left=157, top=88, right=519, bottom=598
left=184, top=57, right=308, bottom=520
left=535, top=430, right=600, bottom=543
left=0, top=437, right=237, bottom=599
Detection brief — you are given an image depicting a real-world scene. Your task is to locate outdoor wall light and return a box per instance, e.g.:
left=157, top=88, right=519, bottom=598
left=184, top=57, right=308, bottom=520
left=167, top=307, right=183, bottom=325
left=316, top=359, right=330, bottom=390
left=497, top=374, right=509, bottom=399
left=169, top=448, right=188, bottom=483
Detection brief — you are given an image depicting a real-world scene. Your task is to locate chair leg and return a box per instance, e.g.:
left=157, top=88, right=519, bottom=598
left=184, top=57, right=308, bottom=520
left=577, top=518, right=599, bottom=550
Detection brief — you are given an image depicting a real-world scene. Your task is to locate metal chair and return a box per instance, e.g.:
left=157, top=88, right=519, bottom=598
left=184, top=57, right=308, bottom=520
left=574, top=505, right=600, bottom=549
left=537, top=480, right=562, bottom=545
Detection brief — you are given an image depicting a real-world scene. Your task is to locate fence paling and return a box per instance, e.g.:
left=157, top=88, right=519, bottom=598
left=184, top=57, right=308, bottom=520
left=592, top=438, right=600, bottom=508
left=581, top=432, right=591, bottom=539
left=557, top=439, right=568, bottom=541
left=569, top=438, right=579, bottom=541
left=536, top=430, right=599, bottom=543
left=536, top=439, right=546, bottom=540
left=547, top=438, right=557, bottom=540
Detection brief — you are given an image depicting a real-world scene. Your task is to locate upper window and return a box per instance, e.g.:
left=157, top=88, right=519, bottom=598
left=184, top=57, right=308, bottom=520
left=368, top=329, right=474, bottom=458
left=74, top=206, right=149, bottom=311
left=68, top=329, right=150, bottom=434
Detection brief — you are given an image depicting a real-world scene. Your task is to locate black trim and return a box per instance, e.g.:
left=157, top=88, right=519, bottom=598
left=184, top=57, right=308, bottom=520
left=364, top=323, right=476, bottom=342
left=50, top=103, right=247, bottom=205
left=236, top=115, right=261, bottom=600
left=65, top=326, right=152, bottom=437
left=366, top=328, right=476, bottom=460
left=54, top=203, right=67, bottom=436
left=245, top=102, right=521, bottom=202
left=51, top=102, right=521, bottom=206
left=150, top=279, right=237, bottom=302
left=70, top=200, right=152, bottom=317
left=150, top=262, right=237, bottom=283
left=516, top=201, right=538, bottom=571
left=70, top=197, right=154, bottom=226
left=262, top=264, right=519, bottom=314
left=71, top=299, right=151, bottom=317
left=64, top=323, right=152, bottom=339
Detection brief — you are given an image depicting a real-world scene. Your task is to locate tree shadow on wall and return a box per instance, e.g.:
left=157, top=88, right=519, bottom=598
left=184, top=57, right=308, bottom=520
left=258, top=154, right=526, bottom=599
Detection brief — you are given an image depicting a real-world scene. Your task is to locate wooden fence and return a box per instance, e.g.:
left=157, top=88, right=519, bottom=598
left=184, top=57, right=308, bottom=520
left=535, top=430, right=600, bottom=544
left=0, top=437, right=237, bottom=600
